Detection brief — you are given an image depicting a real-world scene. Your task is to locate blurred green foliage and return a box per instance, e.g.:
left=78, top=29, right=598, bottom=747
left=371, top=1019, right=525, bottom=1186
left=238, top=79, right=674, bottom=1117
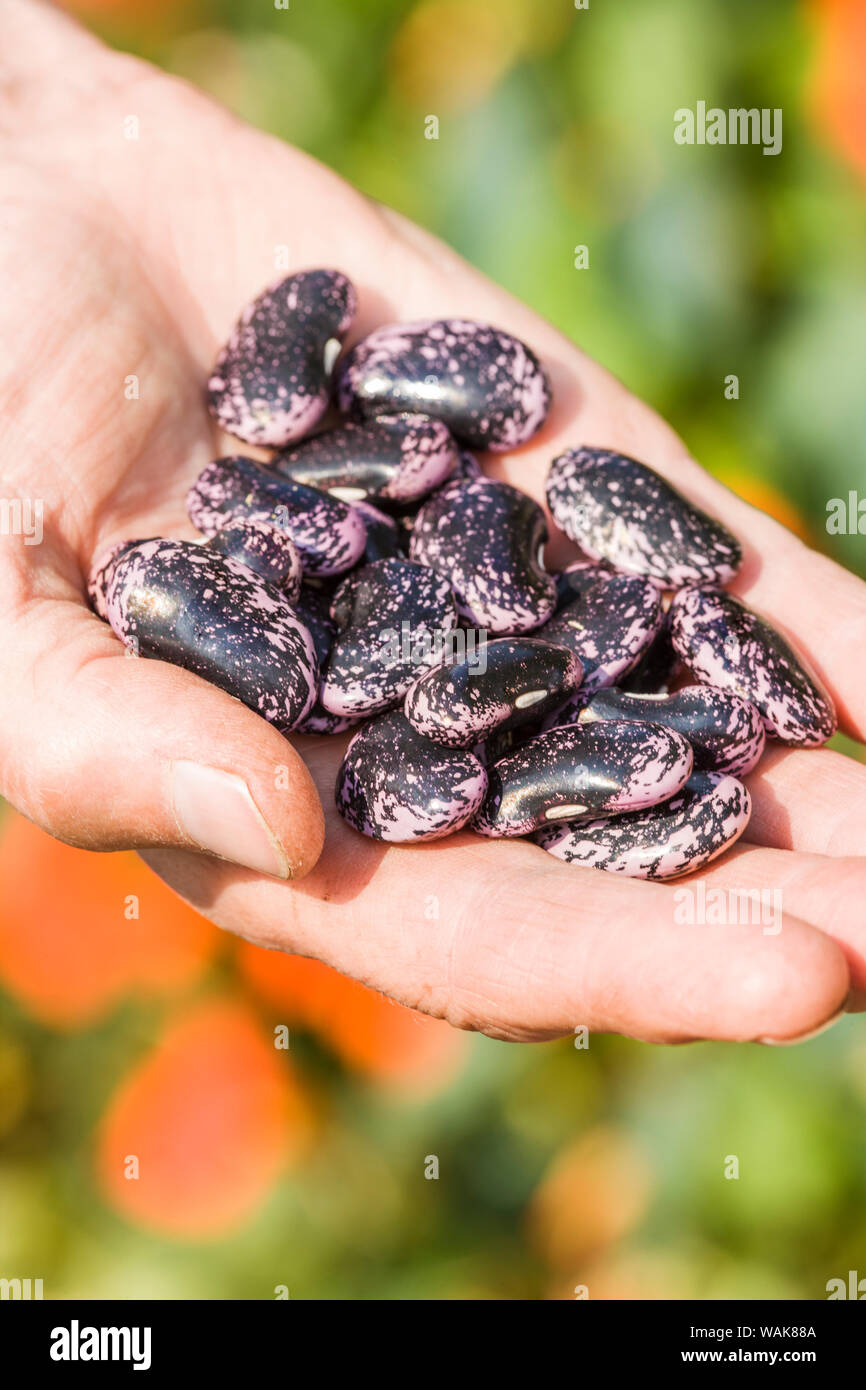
left=1, top=0, right=865, bottom=1301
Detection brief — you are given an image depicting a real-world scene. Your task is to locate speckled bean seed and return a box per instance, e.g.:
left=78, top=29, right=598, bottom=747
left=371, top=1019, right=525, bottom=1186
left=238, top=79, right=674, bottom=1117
left=207, top=268, right=356, bottom=447
left=580, top=684, right=766, bottom=777
left=410, top=477, right=556, bottom=634
left=546, top=447, right=742, bottom=588
left=187, top=455, right=365, bottom=577
left=88, top=538, right=142, bottom=621
left=274, top=414, right=457, bottom=504
left=102, top=538, right=318, bottom=729
left=336, top=710, right=488, bottom=842
left=542, top=564, right=663, bottom=693
left=669, top=586, right=837, bottom=747
left=404, top=637, right=582, bottom=749
left=321, top=557, right=457, bottom=718
left=336, top=318, right=551, bottom=451
left=205, top=518, right=302, bottom=601
left=535, top=770, right=752, bottom=880
left=474, top=720, right=694, bottom=838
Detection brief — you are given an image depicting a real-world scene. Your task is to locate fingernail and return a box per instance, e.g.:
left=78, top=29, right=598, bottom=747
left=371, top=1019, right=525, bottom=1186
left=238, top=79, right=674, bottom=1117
left=758, top=1003, right=848, bottom=1047
left=170, top=761, right=290, bottom=880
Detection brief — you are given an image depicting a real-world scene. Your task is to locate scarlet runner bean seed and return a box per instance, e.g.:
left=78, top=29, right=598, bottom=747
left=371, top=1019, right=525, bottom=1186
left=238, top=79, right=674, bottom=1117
left=87, top=269, right=836, bottom=882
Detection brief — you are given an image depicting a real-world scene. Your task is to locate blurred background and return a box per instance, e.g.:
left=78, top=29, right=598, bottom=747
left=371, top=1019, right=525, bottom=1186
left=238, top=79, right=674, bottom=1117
left=1, top=0, right=865, bottom=1300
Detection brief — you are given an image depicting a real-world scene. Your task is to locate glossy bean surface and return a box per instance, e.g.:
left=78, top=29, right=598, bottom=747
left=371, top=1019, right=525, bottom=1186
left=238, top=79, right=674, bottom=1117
left=207, top=268, right=355, bottom=447
left=669, top=586, right=837, bottom=746
left=405, top=637, right=581, bottom=748
left=321, top=558, right=457, bottom=717
left=336, top=710, right=488, bottom=841
left=581, top=684, right=766, bottom=776
left=206, top=518, right=302, bottom=600
left=103, top=538, right=317, bottom=729
left=546, top=447, right=742, bottom=588
left=542, top=565, right=663, bottom=693
left=336, top=318, right=551, bottom=451
left=410, top=478, right=556, bottom=634
left=187, top=455, right=365, bottom=577
left=275, top=414, right=456, bottom=504
left=535, top=770, right=751, bottom=880
left=474, top=721, right=694, bottom=837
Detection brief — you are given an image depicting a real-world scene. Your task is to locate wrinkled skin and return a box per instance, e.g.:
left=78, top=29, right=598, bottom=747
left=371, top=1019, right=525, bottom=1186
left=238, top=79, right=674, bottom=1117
left=2, top=0, right=866, bottom=1046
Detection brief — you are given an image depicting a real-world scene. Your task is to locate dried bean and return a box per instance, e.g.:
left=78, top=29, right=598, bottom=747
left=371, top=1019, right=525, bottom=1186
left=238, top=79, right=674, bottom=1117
left=669, top=586, right=837, bottom=746
left=542, top=565, right=663, bottom=693
left=581, top=685, right=766, bottom=777
left=535, top=770, right=751, bottom=880
left=336, top=710, right=488, bottom=841
left=321, top=558, right=457, bottom=717
left=410, top=478, right=556, bottom=634
left=474, top=721, right=694, bottom=838
left=274, top=414, right=456, bottom=504
left=187, top=455, right=365, bottom=577
left=337, top=318, right=551, bottom=451
left=546, top=447, right=741, bottom=588
left=208, top=268, right=355, bottom=447
left=102, top=538, right=317, bottom=729
left=404, top=637, right=581, bottom=749
left=206, top=518, right=302, bottom=601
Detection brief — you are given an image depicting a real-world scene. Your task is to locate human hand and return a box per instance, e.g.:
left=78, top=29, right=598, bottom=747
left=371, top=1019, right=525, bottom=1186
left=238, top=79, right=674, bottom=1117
left=2, top=0, right=863, bottom=1045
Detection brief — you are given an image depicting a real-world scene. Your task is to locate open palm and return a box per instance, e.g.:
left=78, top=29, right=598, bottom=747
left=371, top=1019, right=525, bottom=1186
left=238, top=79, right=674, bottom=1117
left=2, top=0, right=864, bottom=1046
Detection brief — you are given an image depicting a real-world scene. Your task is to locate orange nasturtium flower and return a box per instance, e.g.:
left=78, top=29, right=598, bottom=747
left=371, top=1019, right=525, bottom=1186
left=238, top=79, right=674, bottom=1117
left=808, top=0, right=866, bottom=181
left=0, top=813, right=221, bottom=1028
left=95, top=997, right=311, bottom=1239
left=236, top=941, right=466, bottom=1094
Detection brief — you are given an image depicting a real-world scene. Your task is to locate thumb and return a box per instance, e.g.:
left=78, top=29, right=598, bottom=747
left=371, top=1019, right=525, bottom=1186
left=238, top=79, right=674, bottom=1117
left=0, top=598, right=324, bottom=880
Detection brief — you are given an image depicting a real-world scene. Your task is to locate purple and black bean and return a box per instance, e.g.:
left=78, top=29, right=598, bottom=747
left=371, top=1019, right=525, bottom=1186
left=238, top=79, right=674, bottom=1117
left=89, top=268, right=837, bottom=880
left=336, top=318, right=551, bottom=452
left=409, top=477, right=557, bottom=634
left=100, top=538, right=318, bottom=730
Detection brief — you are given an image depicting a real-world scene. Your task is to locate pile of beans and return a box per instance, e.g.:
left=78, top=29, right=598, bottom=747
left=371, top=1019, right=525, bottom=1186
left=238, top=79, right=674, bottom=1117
left=90, top=269, right=837, bottom=881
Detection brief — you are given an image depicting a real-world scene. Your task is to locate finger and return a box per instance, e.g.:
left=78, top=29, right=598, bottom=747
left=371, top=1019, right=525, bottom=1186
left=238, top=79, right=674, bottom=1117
left=141, top=826, right=849, bottom=1046
left=692, top=842, right=866, bottom=1000
left=743, top=744, right=866, bottom=855
left=0, top=599, right=324, bottom=879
